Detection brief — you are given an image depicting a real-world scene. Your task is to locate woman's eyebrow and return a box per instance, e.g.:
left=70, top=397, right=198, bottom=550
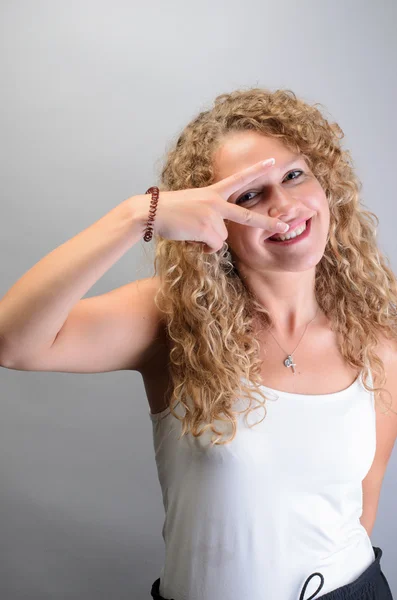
left=280, top=155, right=304, bottom=170
left=228, top=155, right=304, bottom=202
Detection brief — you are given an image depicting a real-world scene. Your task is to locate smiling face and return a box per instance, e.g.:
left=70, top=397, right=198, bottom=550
left=212, top=131, right=330, bottom=275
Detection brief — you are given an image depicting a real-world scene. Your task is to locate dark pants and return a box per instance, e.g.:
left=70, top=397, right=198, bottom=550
left=150, top=546, right=393, bottom=600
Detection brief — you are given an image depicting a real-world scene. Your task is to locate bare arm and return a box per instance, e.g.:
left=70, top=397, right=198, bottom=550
left=0, top=194, right=151, bottom=366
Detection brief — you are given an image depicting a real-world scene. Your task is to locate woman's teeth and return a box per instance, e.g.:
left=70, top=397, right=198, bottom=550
left=271, top=221, right=307, bottom=241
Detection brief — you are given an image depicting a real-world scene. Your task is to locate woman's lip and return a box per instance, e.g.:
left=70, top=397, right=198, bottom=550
left=265, top=217, right=312, bottom=244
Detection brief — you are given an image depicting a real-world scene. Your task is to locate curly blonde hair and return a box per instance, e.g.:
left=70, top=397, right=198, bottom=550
left=147, top=87, right=397, bottom=446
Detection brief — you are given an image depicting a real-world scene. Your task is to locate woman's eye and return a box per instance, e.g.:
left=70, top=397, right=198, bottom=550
left=236, top=170, right=303, bottom=205
left=236, top=191, right=258, bottom=205
left=284, top=169, right=303, bottom=182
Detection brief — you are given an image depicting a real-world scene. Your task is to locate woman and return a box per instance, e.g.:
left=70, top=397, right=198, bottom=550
left=0, top=87, right=395, bottom=599
left=146, top=88, right=396, bottom=599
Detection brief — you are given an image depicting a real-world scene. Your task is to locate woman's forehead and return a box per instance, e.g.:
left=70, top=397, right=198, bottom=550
left=213, top=132, right=303, bottom=181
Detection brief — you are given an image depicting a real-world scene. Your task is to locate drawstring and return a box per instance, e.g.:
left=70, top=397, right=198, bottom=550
left=299, top=572, right=325, bottom=600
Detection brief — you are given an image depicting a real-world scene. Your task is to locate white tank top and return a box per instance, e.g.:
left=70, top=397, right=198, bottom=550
left=148, top=368, right=376, bottom=600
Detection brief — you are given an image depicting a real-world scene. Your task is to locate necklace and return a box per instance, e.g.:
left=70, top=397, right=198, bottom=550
left=267, top=306, right=319, bottom=375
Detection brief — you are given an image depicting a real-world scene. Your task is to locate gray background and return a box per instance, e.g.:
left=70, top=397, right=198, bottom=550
left=0, top=1, right=396, bottom=598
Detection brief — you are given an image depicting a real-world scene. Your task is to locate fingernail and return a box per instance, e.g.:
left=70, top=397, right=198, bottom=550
left=262, top=158, right=275, bottom=166
left=277, top=222, right=289, bottom=232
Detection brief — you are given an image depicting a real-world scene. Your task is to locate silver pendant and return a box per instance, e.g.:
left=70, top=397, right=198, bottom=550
left=284, top=354, right=296, bottom=374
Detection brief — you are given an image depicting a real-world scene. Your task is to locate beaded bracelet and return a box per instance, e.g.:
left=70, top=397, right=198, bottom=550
left=143, top=186, right=160, bottom=242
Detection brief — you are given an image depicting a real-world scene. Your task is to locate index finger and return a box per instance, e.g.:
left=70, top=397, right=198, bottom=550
left=211, top=157, right=276, bottom=202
